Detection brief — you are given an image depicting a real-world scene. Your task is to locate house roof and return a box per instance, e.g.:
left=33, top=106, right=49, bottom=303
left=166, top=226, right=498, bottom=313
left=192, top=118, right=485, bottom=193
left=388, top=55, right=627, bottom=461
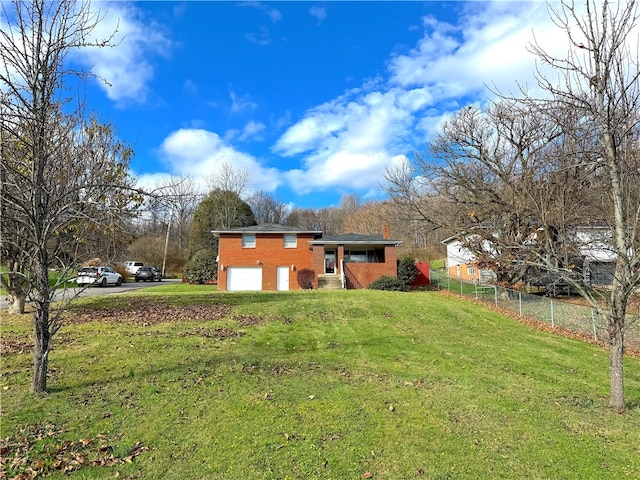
left=212, top=223, right=323, bottom=235
left=308, top=233, right=401, bottom=246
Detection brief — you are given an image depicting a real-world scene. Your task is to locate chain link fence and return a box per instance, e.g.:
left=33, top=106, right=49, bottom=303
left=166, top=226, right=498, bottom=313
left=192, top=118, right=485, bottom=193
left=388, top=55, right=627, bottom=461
left=430, top=270, right=640, bottom=351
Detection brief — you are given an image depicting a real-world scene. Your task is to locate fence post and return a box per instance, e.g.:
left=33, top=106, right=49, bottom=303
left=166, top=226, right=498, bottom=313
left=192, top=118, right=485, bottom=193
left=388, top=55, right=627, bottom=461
left=460, top=279, right=463, bottom=295
left=550, top=299, right=554, bottom=328
left=494, top=286, right=498, bottom=307
left=591, top=308, right=597, bottom=340
left=447, top=275, right=450, bottom=292
left=517, top=292, right=522, bottom=316
left=475, top=282, right=478, bottom=300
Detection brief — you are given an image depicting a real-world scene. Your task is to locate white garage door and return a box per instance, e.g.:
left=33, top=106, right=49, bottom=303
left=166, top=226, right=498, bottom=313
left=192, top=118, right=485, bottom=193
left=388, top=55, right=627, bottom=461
left=227, top=267, right=262, bottom=291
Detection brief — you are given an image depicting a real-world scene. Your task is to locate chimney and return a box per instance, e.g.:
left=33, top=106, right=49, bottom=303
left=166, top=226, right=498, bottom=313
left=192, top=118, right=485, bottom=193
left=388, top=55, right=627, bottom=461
left=383, top=224, right=390, bottom=239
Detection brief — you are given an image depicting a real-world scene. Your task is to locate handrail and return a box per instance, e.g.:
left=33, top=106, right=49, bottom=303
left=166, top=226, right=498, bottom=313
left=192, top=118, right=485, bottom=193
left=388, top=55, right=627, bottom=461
left=340, top=259, right=345, bottom=289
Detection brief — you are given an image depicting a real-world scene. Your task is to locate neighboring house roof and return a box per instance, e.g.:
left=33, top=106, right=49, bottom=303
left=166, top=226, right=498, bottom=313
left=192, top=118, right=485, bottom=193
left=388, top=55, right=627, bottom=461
left=441, top=234, right=462, bottom=245
left=309, top=233, right=401, bottom=246
left=212, top=224, right=323, bottom=235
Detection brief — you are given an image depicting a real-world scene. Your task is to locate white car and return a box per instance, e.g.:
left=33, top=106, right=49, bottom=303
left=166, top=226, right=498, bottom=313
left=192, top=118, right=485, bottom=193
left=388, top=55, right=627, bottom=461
left=76, top=266, right=123, bottom=287
left=124, top=261, right=144, bottom=275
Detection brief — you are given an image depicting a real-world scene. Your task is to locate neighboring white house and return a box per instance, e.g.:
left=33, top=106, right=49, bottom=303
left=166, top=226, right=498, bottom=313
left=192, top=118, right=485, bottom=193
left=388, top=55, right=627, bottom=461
left=572, top=225, right=617, bottom=286
left=441, top=235, right=497, bottom=283
left=443, top=225, right=617, bottom=287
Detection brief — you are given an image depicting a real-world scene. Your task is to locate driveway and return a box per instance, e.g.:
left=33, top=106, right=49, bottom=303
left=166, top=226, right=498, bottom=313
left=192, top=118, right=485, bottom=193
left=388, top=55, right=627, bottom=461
left=0, top=278, right=181, bottom=311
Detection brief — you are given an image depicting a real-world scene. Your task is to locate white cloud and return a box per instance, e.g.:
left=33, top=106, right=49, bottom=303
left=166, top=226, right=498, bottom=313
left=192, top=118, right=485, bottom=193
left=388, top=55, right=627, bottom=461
left=388, top=2, right=570, bottom=99
left=72, top=1, right=172, bottom=104
left=246, top=26, right=273, bottom=46
left=239, top=121, right=266, bottom=141
left=230, top=90, right=258, bottom=113
left=183, top=79, right=198, bottom=94
left=240, top=1, right=282, bottom=23
left=274, top=86, right=426, bottom=194
left=158, top=128, right=280, bottom=194
left=309, top=6, right=327, bottom=24
left=272, top=1, right=581, bottom=197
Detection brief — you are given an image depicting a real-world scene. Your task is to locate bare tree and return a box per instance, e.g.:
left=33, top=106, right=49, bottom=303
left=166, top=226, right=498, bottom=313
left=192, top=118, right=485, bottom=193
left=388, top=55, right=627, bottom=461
left=341, top=199, right=441, bottom=259
left=0, top=0, right=140, bottom=393
left=526, top=0, right=640, bottom=413
left=246, top=190, right=289, bottom=225
left=130, top=176, right=201, bottom=276
left=142, top=176, right=201, bottom=254
left=387, top=103, right=555, bottom=279
left=385, top=0, right=640, bottom=412
left=205, top=161, right=250, bottom=197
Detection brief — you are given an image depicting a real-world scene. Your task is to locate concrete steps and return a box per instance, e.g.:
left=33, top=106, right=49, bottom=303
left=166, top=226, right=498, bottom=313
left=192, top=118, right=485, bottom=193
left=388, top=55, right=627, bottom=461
left=317, top=275, right=343, bottom=290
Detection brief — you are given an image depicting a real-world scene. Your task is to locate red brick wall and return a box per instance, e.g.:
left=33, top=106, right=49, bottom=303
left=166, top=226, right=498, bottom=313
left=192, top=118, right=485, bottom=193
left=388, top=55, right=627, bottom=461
left=217, top=233, right=315, bottom=291
left=343, top=245, right=398, bottom=289
left=311, top=245, right=324, bottom=289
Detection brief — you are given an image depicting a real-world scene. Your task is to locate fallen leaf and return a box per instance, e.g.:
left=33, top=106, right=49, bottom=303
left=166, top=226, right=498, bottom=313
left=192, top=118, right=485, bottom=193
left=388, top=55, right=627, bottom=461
left=362, top=472, right=374, bottom=479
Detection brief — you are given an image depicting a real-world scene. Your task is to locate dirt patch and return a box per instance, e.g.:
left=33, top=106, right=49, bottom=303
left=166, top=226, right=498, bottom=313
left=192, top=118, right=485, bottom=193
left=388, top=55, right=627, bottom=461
left=63, top=300, right=232, bottom=326
left=0, top=337, right=32, bottom=356
left=0, top=423, right=148, bottom=479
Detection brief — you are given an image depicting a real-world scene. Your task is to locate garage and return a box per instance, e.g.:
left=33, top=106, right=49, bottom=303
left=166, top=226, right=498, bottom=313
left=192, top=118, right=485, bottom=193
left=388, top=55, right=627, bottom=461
left=226, top=267, right=263, bottom=291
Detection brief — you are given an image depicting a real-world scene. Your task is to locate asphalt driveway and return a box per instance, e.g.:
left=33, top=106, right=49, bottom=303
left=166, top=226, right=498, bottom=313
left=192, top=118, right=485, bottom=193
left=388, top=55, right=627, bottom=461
left=0, top=278, right=182, bottom=311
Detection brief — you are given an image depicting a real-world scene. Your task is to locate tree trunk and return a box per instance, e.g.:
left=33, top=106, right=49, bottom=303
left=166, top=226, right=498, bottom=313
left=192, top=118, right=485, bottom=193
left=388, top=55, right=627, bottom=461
left=30, top=249, right=52, bottom=393
left=30, top=303, right=51, bottom=393
left=607, top=273, right=627, bottom=413
left=8, top=293, right=26, bottom=314
left=607, top=318, right=625, bottom=413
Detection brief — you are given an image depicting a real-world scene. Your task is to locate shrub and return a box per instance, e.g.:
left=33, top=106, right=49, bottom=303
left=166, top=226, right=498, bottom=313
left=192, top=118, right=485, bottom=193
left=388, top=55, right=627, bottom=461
left=113, top=263, right=128, bottom=281
left=184, top=249, right=217, bottom=284
left=398, top=257, right=419, bottom=286
left=297, top=268, right=315, bottom=289
left=368, top=276, right=407, bottom=291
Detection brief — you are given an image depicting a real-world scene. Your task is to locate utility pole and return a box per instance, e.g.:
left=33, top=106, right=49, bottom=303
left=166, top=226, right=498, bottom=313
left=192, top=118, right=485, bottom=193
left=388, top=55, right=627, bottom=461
left=162, top=211, right=172, bottom=277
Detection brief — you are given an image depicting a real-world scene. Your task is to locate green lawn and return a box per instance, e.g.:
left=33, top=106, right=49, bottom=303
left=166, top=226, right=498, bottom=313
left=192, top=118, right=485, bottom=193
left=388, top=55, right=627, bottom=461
left=1, top=286, right=639, bottom=479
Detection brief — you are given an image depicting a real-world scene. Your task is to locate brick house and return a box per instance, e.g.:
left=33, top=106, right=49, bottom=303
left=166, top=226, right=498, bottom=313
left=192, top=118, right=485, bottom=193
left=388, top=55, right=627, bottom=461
left=213, top=224, right=401, bottom=291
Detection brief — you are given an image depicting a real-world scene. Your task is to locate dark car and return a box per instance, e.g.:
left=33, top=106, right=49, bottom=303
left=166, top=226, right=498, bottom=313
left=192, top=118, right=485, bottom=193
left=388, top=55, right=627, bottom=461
left=135, top=266, right=162, bottom=282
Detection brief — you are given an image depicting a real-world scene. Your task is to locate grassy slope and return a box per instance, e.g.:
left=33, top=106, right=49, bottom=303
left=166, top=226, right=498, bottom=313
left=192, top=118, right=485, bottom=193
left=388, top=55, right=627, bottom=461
left=1, top=286, right=639, bottom=479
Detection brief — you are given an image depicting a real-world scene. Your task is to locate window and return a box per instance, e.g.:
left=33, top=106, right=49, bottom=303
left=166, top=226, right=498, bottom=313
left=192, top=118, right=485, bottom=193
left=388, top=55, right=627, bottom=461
left=467, top=265, right=476, bottom=276
left=344, top=249, right=385, bottom=263
left=242, top=234, right=256, bottom=248
left=346, top=250, right=367, bottom=263
left=284, top=234, right=297, bottom=248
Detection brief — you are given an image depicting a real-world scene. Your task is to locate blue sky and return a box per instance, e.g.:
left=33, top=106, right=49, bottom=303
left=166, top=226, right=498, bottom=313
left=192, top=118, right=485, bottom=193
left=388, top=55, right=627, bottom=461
left=56, top=1, right=571, bottom=208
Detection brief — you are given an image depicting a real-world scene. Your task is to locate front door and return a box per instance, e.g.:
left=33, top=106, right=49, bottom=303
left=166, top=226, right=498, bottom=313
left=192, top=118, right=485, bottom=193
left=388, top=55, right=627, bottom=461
left=325, top=250, right=336, bottom=274
left=276, top=266, right=289, bottom=291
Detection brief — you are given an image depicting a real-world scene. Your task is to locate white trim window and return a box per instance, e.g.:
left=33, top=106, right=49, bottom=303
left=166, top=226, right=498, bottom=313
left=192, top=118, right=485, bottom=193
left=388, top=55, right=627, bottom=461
left=467, top=265, right=476, bottom=276
left=242, top=234, right=256, bottom=248
left=284, top=234, right=297, bottom=248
